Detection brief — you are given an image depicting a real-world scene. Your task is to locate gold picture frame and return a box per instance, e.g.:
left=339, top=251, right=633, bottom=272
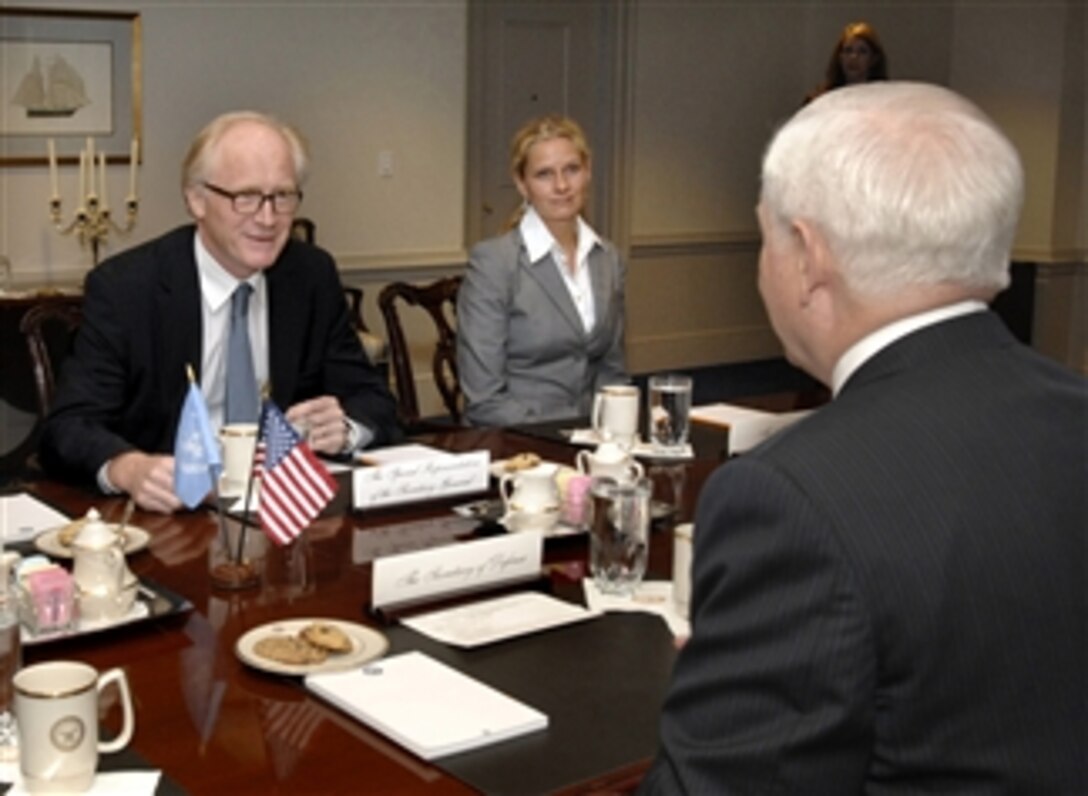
left=0, top=7, right=141, bottom=166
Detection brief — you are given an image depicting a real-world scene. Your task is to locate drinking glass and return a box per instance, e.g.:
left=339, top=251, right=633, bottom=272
left=648, top=373, right=693, bottom=452
left=0, top=554, right=21, bottom=764
left=209, top=519, right=265, bottom=590
left=589, top=477, right=652, bottom=595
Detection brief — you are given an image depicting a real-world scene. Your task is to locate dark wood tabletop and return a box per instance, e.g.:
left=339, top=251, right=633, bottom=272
left=16, top=425, right=721, bottom=795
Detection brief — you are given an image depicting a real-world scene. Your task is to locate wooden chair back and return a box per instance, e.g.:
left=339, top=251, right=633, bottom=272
left=20, top=300, right=83, bottom=418
left=378, top=277, right=462, bottom=427
left=0, top=299, right=82, bottom=482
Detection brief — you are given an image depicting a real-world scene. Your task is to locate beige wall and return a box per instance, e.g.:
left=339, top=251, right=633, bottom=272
left=622, top=0, right=1084, bottom=378
left=947, top=0, right=1086, bottom=370
left=622, top=1, right=957, bottom=373
left=0, top=0, right=1084, bottom=423
left=0, top=0, right=469, bottom=286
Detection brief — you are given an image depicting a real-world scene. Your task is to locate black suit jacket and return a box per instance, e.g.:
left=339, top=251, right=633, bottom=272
left=40, top=225, right=400, bottom=486
left=642, top=312, right=1086, bottom=794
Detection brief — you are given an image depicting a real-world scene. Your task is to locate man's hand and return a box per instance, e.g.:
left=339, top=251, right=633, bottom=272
left=286, top=396, right=349, bottom=455
left=107, top=452, right=185, bottom=514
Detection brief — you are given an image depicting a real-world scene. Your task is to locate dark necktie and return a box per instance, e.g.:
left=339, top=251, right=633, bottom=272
left=225, top=284, right=258, bottom=424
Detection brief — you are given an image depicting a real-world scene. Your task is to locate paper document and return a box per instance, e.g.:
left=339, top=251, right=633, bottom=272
left=305, top=650, right=547, bottom=760
left=402, top=591, right=600, bottom=648
left=0, top=493, right=70, bottom=544
left=355, top=443, right=451, bottom=466
left=689, top=403, right=811, bottom=454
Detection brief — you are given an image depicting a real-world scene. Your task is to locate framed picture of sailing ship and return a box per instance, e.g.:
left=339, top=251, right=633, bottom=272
left=0, top=8, right=141, bottom=166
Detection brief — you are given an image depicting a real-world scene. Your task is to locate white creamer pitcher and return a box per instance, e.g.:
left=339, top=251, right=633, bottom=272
left=499, top=463, right=561, bottom=532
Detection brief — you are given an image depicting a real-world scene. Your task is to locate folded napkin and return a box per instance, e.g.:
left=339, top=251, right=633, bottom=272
left=582, top=579, right=690, bottom=639
left=631, top=441, right=695, bottom=461
left=567, top=428, right=604, bottom=445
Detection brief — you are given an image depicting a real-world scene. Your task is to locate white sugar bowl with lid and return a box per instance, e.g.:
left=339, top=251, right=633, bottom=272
left=71, top=508, right=138, bottom=622
left=576, top=441, right=644, bottom=484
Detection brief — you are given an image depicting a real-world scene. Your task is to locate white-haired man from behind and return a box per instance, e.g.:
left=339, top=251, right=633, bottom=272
left=641, top=82, right=1086, bottom=794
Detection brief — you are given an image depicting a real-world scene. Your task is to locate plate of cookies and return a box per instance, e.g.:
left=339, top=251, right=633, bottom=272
left=236, top=618, right=389, bottom=676
left=489, top=451, right=549, bottom=479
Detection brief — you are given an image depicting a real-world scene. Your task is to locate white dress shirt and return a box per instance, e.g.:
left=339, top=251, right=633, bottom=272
left=519, top=206, right=602, bottom=333
left=194, top=235, right=269, bottom=432
left=832, top=300, right=988, bottom=395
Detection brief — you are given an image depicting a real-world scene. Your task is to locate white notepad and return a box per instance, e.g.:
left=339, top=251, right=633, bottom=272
left=305, top=651, right=547, bottom=760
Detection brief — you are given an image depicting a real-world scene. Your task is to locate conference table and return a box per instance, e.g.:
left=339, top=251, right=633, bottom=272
left=13, top=420, right=739, bottom=795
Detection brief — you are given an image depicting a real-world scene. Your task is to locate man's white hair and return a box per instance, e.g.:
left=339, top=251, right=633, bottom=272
left=761, top=81, right=1024, bottom=297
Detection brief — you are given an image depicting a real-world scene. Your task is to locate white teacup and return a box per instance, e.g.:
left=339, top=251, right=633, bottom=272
left=672, top=522, right=694, bottom=619
left=219, top=422, right=258, bottom=496
left=500, top=463, right=560, bottom=515
left=591, top=385, right=640, bottom=448
left=576, top=442, right=645, bottom=484
left=14, top=661, right=135, bottom=794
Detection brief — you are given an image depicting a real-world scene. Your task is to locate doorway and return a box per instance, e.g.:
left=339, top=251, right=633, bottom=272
left=465, top=0, right=623, bottom=246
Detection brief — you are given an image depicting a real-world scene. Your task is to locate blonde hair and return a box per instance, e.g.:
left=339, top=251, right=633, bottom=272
left=180, top=110, right=309, bottom=192
left=504, top=114, right=591, bottom=230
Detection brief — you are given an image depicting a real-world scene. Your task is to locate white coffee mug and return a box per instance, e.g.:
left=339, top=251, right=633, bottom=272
left=591, top=385, right=640, bottom=448
left=219, top=422, right=258, bottom=496
left=576, top=442, right=645, bottom=484
left=14, top=661, right=135, bottom=794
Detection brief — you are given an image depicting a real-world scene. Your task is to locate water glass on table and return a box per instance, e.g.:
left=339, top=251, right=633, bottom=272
left=0, top=579, right=20, bottom=766
left=648, top=373, right=693, bottom=453
left=589, top=477, right=652, bottom=596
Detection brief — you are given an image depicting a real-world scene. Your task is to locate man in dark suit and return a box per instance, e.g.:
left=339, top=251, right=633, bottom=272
left=40, top=111, right=399, bottom=513
left=641, top=83, right=1085, bottom=793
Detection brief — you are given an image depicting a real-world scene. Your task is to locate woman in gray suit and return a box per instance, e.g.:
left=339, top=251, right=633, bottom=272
left=458, top=115, right=628, bottom=427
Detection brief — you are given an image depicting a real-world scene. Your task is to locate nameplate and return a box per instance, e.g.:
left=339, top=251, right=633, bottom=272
left=353, top=451, right=490, bottom=510
left=372, top=532, right=543, bottom=612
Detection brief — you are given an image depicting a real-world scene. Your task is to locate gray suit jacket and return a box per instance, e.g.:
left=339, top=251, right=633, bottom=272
left=641, top=312, right=1086, bottom=794
left=457, top=228, right=628, bottom=427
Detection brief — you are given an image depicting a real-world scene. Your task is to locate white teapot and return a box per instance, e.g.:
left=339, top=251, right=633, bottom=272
left=71, top=509, right=138, bottom=622
left=576, top=441, right=644, bottom=484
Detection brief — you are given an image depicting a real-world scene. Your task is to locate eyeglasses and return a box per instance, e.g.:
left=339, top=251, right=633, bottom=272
left=202, top=182, right=303, bottom=215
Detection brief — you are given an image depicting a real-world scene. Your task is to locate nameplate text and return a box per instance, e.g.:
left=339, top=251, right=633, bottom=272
left=372, top=532, right=543, bottom=611
left=353, top=450, right=490, bottom=510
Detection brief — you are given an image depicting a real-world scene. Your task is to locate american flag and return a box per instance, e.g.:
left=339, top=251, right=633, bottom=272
left=256, top=401, right=338, bottom=545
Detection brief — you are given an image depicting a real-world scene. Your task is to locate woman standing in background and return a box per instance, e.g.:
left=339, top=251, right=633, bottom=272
left=806, top=21, right=889, bottom=102
left=457, top=115, right=628, bottom=427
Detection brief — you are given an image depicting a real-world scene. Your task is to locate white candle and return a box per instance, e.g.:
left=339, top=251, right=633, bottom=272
left=99, top=153, right=108, bottom=211
left=47, top=139, right=59, bottom=200
left=128, top=138, right=139, bottom=200
left=78, top=150, right=86, bottom=201
left=85, top=138, right=96, bottom=199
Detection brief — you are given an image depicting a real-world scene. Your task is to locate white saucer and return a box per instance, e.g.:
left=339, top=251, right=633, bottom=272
left=34, top=525, right=151, bottom=559
left=501, top=511, right=583, bottom=538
